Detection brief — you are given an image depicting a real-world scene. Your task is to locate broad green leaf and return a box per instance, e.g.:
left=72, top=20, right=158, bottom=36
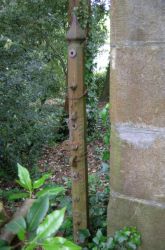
left=16, top=180, right=28, bottom=190
left=17, top=163, right=32, bottom=192
left=8, top=192, right=29, bottom=201
left=17, top=229, right=26, bottom=241
left=127, top=242, right=137, bottom=250
left=100, top=108, right=107, bottom=123
left=26, top=195, right=49, bottom=232
left=0, top=240, right=7, bottom=246
left=5, top=216, right=26, bottom=234
left=103, top=134, right=110, bottom=145
left=0, top=239, right=10, bottom=249
left=102, top=150, right=110, bottom=161
left=105, top=103, right=110, bottom=110
left=100, top=103, right=109, bottom=125
left=22, top=243, right=37, bottom=250
left=79, top=229, right=90, bottom=243
left=36, top=208, right=66, bottom=240
left=106, top=237, right=115, bottom=249
left=36, top=186, right=64, bottom=198
left=33, top=173, right=51, bottom=189
left=93, top=230, right=106, bottom=245
left=42, top=237, right=81, bottom=250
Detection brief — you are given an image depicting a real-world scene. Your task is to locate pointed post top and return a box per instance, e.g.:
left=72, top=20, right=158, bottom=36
left=67, top=14, right=86, bottom=42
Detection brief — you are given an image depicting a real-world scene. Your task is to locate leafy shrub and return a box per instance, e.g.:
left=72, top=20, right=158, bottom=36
left=0, top=164, right=81, bottom=250
left=87, top=227, right=141, bottom=250
left=74, top=0, right=108, bottom=136
left=88, top=171, right=109, bottom=235
left=6, top=163, right=64, bottom=201
left=100, top=103, right=110, bottom=161
left=0, top=100, right=66, bottom=178
left=2, top=196, right=81, bottom=250
left=93, top=72, right=106, bottom=99
left=0, top=0, right=68, bottom=177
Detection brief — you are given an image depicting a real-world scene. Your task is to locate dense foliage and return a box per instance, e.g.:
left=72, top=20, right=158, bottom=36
left=0, top=0, right=69, bottom=176
left=76, top=0, right=108, bottom=132
left=0, top=165, right=141, bottom=249
left=0, top=0, right=108, bottom=177
left=0, top=164, right=80, bottom=250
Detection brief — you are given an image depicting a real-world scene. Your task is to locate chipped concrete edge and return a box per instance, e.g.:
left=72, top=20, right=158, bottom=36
left=111, top=190, right=165, bottom=209
left=114, top=123, right=165, bottom=149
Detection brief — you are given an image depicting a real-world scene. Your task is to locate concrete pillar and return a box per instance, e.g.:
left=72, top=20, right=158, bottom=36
left=108, top=1, right=165, bottom=249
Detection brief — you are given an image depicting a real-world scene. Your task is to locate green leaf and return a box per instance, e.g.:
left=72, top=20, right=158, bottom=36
left=16, top=180, right=28, bottom=190
left=0, top=239, right=9, bottom=248
left=5, top=216, right=26, bottom=234
left=106, top=237, right=115, bottom=249
left=36, top=186, right=64, bottom=198
left=22, top=243, right=37, bottom=250
left=36, top=208, right=66, bottom=240
left=8, top=192, right=29, bottom=201
left=100, top=108, right=107, bottom=123
left=102, top=150, right=110, bottom=161
left=127, top=242, right=137, bottom=250
left=0, top=240, right=7, bottom=246
left=105, top=103, right=110, bottom=110
left=17, top=229, right=26, bottom=241
left=78, top=229, right=90, bottom=243
left=42, top=237, right=81, bottom=250
left=103, top=134, right=110, bottom=145
left=93, top=229, right=106, bottom=245
left=26, top=195, right=49, bottom=232
left=114, top=231, right=128, bottom=243
left=17, top=163, right=32, bottom=192
left=100, top=103, right=109, bottom=125
left=33, top=173, right=51, bottom=189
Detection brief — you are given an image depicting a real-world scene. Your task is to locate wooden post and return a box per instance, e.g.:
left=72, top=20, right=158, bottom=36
left=67, top=15, right=89, bottom=242
left=68, top=0, right=80, bottom=25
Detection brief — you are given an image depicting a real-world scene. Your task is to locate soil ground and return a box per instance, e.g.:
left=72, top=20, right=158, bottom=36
left=38, top=138, right=105, bottom=185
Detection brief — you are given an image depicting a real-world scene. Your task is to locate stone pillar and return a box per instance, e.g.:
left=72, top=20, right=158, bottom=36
left=108, top=1, right=165, bottom=249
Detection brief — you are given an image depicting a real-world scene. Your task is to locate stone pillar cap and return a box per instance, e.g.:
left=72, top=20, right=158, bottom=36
left=67, top=14, right=86, bottom=42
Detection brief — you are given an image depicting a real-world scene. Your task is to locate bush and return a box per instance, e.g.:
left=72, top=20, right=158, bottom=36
left=0, top=101, right=66, bottom=178
left=0, top=164, right=81, bottom=250
left=94, top=71, right=106, bottom=99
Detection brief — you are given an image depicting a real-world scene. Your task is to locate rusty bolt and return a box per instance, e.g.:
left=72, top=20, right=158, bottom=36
left=77, top=221, right=81, bottom=226
left=69, top=48, right=77, bottom=58
left=72, top=123, right=77, bottom=130
left=70, top=83, right=77, bottom=91
left=74, top=197, right=80, bottom=202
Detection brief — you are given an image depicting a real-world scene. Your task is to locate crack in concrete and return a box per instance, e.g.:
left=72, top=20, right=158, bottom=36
left=111, top=190, right=165, bottom=208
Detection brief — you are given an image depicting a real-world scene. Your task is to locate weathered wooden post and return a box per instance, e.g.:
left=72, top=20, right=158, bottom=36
left=67, top=15, right=89, bottom=242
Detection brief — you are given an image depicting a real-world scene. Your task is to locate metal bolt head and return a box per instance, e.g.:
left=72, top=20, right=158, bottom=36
left=74, top=197, right=80, bottom=202
left=77, top=221, right=81, bottom=226
left=70, top=83, right=77, bottom=91
left=72, top=123, right=77, bottom=130
left=69, top=49, right=77, bottom=58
